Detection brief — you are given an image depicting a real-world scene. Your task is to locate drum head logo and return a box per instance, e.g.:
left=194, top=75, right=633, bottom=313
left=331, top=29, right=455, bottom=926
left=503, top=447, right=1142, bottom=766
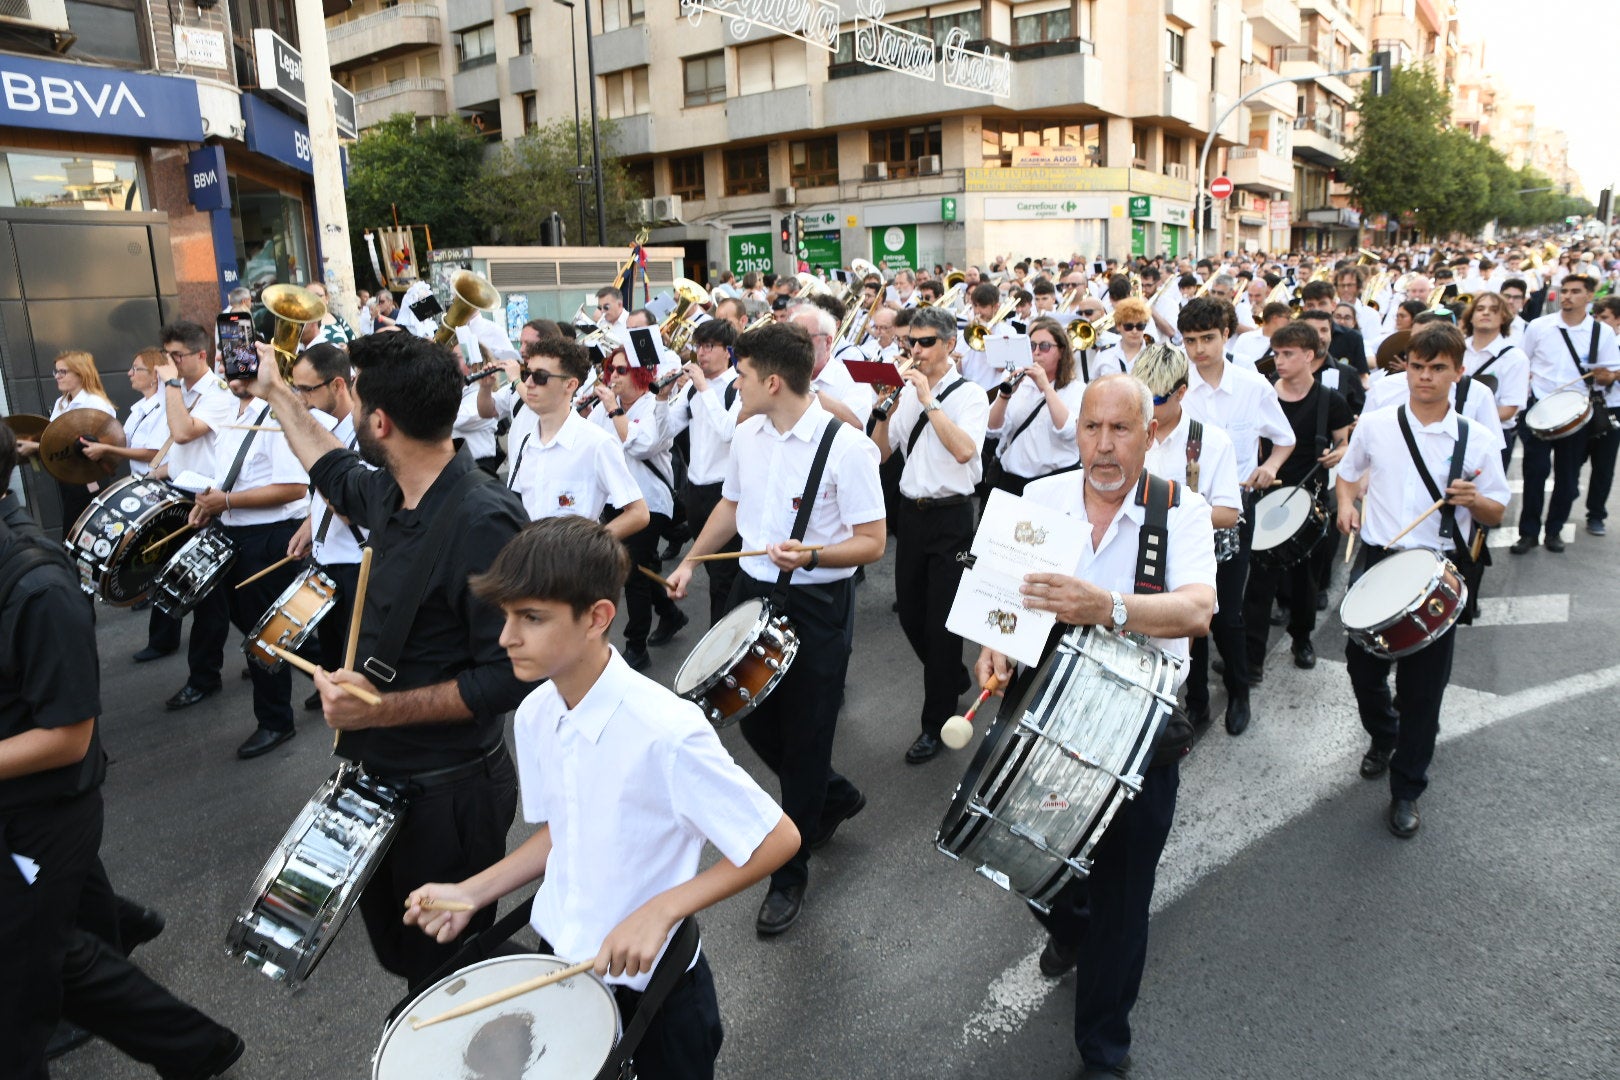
left=1012, top=521, right=1047, bottom=545
left=1039, top=792, right=1069, bottom=812
left=986, top=608, right=1018, bottom=634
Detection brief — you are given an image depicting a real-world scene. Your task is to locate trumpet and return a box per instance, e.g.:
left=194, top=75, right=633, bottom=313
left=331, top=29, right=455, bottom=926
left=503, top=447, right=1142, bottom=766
left=261, top=284, right=327, bottom=380
left=922, top=281, right=966, bottom=312
left=1068, top=310, right=1116, bottom=352
left=871, top=356, right=919, bottom=421
left=432, top=270, right=501, bottom=348
left=739, top=312, right=774, bottom=335
left=964, top=298, right=1018, bottom=351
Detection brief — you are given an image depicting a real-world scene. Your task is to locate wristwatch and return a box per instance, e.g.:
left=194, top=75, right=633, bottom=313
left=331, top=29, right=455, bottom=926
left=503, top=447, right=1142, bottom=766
left=806, top=550, right=821, bottom=571
left=165, top=378, right=184, bottom=389
left=1108, top=590, right=1128, bottom=631
left=923, top=399, right=942, bottom=414
left=608, top=407, right=625, bottom=418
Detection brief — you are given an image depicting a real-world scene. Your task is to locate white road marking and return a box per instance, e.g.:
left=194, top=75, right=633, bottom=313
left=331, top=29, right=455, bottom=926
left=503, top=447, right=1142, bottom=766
left=960, top=659, right=1620, bottom=1045
left=1489, top=521, right=1576, bottom=548
left=1468, top=593, right=1570, bottom=627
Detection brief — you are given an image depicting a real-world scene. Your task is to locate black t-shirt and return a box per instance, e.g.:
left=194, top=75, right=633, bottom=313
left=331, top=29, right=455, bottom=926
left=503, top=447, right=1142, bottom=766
left=1264, top=383, right=1353, bottom=487
left=1329, top=325, right=1369, bottom=375
left=0, top=497, right=105, bottom=813
left=309, top=447, right=537, bottom=776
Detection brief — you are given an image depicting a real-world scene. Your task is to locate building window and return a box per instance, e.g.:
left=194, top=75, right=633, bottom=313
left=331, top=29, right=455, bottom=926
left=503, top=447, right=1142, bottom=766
left=1013, top=6, right=1073, bottom=46
left=65, top=0, right=149, bottom=66
left=0, top=152, right=145, bottom=211
left=724, top=145, right=770, bottom=196
left=521, top=93, right=538, bottom=133
left=456, top=23, right=497, bottom=70
left=602, top=0, right=645, bottom=32
left=684, top=52, right=726, bottom=106
left=516, top=12, right=532, bottom=55
left=790, top=137, right=838, bottom=187
left=1166, top=28, right=1185, bottom=71
left=670, top=153, right=706, bottom=201
left=229, top=0, right=297, bottom=53
left=602, top=67, right=650, bottom=119
left=981, top=120, right=1103, bottom=168
left=869, top=123, right=942, bottom=178
left=737, top=38, right=809, bottom=95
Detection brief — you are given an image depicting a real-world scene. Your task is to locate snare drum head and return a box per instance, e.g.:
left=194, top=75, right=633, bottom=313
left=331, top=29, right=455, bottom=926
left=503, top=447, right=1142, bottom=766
left=1252, top=488, right=1313, bottom=548
left=673, top=598, right=766, bottom=694
left=1340, top=548, right=1441, bottom=629
left=375, top=955, right=620, bottom=1080
left=1528, top=390, right=1589, bottom=429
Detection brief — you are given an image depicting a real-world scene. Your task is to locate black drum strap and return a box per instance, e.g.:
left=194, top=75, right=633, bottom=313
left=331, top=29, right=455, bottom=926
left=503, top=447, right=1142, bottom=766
left=1133, top=472, right=1180, bottom=595
left=1396, top=405, right=1470, bottom=543
left=221, top=403, right=273, bottom=492
left=1184, top=420, right=1203, bottom=493
left=593, top=918, right=701, bottom=1080
left=771, top=419, right=841, bottom=608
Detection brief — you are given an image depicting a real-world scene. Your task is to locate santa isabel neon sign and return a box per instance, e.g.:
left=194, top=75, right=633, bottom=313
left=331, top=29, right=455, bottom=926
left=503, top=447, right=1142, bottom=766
left=679, top=0, right=841, bottom=51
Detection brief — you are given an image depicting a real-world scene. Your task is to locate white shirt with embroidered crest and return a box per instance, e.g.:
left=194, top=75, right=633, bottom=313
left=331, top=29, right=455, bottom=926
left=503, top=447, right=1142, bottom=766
left=887, top=367, right=990, bottom=499
left=161, top=371, right=235, bottom=479
left=591, top=391, right=674, bottom=517
left=512, top=409, right=642, bottom=523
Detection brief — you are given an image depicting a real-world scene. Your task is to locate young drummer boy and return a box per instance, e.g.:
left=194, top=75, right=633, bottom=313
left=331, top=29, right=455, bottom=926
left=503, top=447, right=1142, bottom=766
left=403, top=515, right=799, bottom=1079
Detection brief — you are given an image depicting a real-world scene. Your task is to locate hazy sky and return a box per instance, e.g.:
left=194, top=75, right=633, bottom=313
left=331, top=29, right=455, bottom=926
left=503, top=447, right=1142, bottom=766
left=1456, top=0, right=1615, bottom=197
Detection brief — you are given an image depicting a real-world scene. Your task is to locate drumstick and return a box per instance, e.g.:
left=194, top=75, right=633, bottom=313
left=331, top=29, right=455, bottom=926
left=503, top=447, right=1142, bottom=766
left=1383, top=468, right=1484, bottom=548
left=142, top=522, right=194, bottom=556
left=687, top=544, right=825, bottom=563
left=264, top=644, right=383, bottom=705
left=234, top=553, right=297, bottom=589
left=1345, top=491, right=1368, bottom=565
left=408, top=958, right=599, bottom=1031
left=940, top=674, right=1002, bottom=750
left=336, top=547, right=375, bottom=749
left=223, top=424, right=283, bottom=431
left=1551, top=370, right=1600, bottom=394
left=637, top=564, right=674, bottom=590
left=406, top=897, right=475, bottom=913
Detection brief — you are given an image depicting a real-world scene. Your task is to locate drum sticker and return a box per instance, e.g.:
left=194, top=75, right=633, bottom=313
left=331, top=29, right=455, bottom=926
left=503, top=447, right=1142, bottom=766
left=1039, top=792, right=1070, bottom=812
left=104, top=521, right=126, bottom=538
left=120, top=497, right=141, bottom=513
left=77, top=532, right=95, bottom=550
left=1012, top=521, right=1048, bottom=545
left=93, top=539, right=112, bottom=558
left=986, top=608, right=1019, bottom=634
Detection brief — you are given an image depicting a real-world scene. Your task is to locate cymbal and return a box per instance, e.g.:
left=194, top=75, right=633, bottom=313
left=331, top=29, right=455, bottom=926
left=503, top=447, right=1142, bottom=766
left=1375, top=330, right=1411, bottom=373
left=38, top=409, right=124, bottom=485
left=3, top=413, right=49, bottom=439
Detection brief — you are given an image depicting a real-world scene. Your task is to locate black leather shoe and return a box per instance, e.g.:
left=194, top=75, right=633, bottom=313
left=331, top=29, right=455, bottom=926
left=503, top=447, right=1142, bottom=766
left=647, top=609, right=690, bottom=647
left=1360, top=745, right=1393, bottom=779
left=1388, top=798, right=1420, bottom=839
left=1188, top=704, right=1212, bottom=728
left=303, top=691, right=322, bottom=712
left=1545, top=534, right=1566, bottom=553
left=622, top=646, right=651, bottom=672
left=1292, top=639, right=1316, bottom=669
left=810, top=790, right=867, bottom=850
left=1224, top=695, right=1251, bottom=736
left=189, top=1031, right=246, bottom=1079
left=1249, top=663, right=1264, bottom=685
left=905, top=732, right=943, bottom=764
left=1588, top=520, right=1607, bottom=536
left=756, top=884, right=804, bottom=935
left=1509, top=536, right=1536, bottom=554
left=118, top=903, right=165, bottom=953
left=1079, top=1060, right=1131, bottom=1078
left=237, top=727, right=295, bottom=760
left=1038, top=935, right=1079, bottom=977
left=165, top=683, right=220, bottom=711
left=132, top=645, right=175, bottom=663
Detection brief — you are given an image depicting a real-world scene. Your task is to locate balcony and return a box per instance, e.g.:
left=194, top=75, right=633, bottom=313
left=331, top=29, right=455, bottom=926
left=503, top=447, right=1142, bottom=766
left=1243, top=0, right=1300, bottom=47
left=1210, top=0, right=1239, bottom=47
left=1163, top=70, right=1198, bottom=126
left=444, top=0, right=486, bottom=32
left=1290, top=116, right=1346, bottom=165
left=607, top=113, right=654, bottom=157
left=354, top=77, right=448, bottom=130
left=1012, top=48, right=1104, bottom=111
left=328, top=4, right=441, bottom=70
left=825, top=59, right=1016, bottom=127
left=1225, top=147, right=1293, bottom=195
left=594, top=24, right=649, bottom=75
left=1242, top=65, right=1297, bottom=114
left=508, top=55, right=534, bottom=96
left=453, top=61, right=500, bottom=111
left=728, top=86, right=813, bottom=142
left=1164, top=0, right=1201, bottom=27
left=1279, top=46, right=1354, bottom=104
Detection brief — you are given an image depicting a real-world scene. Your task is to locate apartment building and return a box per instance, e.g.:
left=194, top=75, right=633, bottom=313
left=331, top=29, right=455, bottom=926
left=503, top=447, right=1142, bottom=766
left=327, top=0, right=454, bottom=132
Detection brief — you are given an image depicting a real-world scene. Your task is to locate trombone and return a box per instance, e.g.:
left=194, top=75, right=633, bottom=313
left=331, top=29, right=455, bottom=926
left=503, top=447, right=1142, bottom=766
left=659, top=277, right=711, bottom=359
left=921, top=281, right=966, bottom=312
left=1067, top=310, right=1116, bottom=352
left=964, top=298, right=1018, bottom=351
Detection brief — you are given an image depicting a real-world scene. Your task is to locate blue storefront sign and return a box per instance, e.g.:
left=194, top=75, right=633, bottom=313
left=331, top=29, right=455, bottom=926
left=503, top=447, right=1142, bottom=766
left=0, top=54, right=203, bottom=141
left=242, top=94, right=314, bottom=175
left=187, top=146, right=230, bottom=211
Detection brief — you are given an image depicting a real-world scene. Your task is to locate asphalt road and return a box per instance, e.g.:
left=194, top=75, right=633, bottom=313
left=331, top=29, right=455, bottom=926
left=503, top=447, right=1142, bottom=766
left=52, top=475, right=1619, bottom=1080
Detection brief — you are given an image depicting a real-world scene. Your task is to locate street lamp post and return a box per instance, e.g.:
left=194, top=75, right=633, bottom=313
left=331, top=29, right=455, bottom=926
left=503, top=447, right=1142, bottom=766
left=553, top=0, right=588, bottom=242
left=554, top=0, right=608, bottom=245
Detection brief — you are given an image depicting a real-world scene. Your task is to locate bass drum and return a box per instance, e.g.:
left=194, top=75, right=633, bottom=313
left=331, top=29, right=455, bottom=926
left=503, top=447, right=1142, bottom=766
left=63, top=476, right=194, bottom=605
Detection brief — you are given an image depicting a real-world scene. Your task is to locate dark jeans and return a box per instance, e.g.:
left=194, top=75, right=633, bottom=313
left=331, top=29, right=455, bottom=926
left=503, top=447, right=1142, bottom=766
left=611, top=955, right=724, bottom=1080
left=731, top=573, right=861, bottom=891
left=185, top=519, right=301, bottom=733
left=620, top=512, right=680, bottom=649
left=1186, top=513, right=1251, bottom=711
left=315, top=560, right=361, bottom=673
left=1517, top=414, right=1590, bottom=541
left=894, top=499, right=976, bottom=735
left=357, top=751, right=518, bottom=988
left=1030, top=763, right=1180, bottom=1071
left=1584, top=414, right=1620, bottom=523
left=681, top=480, right=740, bottom=626
left=147, top=605, right=182, bottom=653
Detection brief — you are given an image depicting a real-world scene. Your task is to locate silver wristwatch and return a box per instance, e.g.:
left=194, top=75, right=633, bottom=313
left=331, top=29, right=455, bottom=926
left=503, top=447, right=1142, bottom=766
left=1109, top=590, right=1128, bottom=631
left=923, top=399, right=942, bottom=413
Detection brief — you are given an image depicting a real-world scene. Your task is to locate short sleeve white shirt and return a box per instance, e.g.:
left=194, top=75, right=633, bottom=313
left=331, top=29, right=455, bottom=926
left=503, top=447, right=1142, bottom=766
left=124, top=393, right=168, bottom=478
left=1463, top=338, right=1530, bottom=424
left=666, top=369, right=740, bottom=486
left=211, top=399, right=309, bottom=526
left=1144, top=412, right=1243, bottom=512
left=888, top=368, right=990, bottom=499
left=162, top=373, right=235, bottom=480
left=1182, top=361, right=1295, bottom=480
left=454, top=385, right=498, bottom=461
left=1521, top=313, right=1620, bottom=400
left=50, top=390, right=116, bottom=421
left=309, top=411, right=369, bottom=565
left=992, top=378, right=1083, bottom=480
left=1362, top=372, right=1507, bottom=450
left=592, top=392, right=674, bottom=517
left=513, top=410, right=643, bottom=522
left=812, top=356, right=876, bottom=428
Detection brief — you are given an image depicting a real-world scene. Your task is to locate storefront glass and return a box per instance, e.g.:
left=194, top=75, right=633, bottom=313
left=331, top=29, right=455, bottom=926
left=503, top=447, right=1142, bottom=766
left=0, top=152, right=145, bottom=211
left=231, top=176, right=311, bottom=287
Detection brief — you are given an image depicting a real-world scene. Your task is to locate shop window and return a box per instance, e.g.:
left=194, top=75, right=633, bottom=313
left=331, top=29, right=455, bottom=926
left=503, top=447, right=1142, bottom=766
left=602, top=67, right=650, bottom=119
left=670, top=154, right=706, bottom=201
left=231, top=176, right=312, bottom=288
left=65, top=0, right=148, bottom=66
left=790, top=137, right=838, bottom=188
left=516, top=12, right=532, bottom=55
left=684, top=52, right=726, bottom=106
left=0, top=153, right=144, bottom=212
left=724, top=145, right=769, bottom=197
left=456, top=23, right=497, bottom=70
left=868, top=124, right=942, bottom=178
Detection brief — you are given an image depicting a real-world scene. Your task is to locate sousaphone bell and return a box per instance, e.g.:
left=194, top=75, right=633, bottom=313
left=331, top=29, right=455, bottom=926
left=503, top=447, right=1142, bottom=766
left=261, top=284, right=327, bottom=380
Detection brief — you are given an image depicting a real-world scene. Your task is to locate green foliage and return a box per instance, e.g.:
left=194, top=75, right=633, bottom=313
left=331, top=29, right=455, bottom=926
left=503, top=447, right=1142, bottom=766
left=469, top=118, right=642, bottom=247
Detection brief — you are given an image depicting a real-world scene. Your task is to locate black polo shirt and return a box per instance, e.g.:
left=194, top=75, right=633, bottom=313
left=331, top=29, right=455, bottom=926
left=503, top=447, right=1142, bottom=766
left=309, top=447, right=536, bottom=776
left=1265, top=382, right=1353, bottom=488
left=0, top=496, right=105, bottom=813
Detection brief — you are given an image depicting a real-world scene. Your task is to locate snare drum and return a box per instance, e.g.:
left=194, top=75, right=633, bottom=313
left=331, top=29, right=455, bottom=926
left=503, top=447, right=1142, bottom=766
left=153, top=528, right=237, bottom=618
left=63, top=476, right=193, bottom=605
left=246, top=566, right=339, bottom=670
left=1525, top=390, right=1593, bottom=441
left=1340, top=548, right=1466, bottom=660
left=374, top=954, right=622, bottom=1080
left=673, top=598, right=799, bottom=727
left=225, top=764, right=404, bottom=985
left=1212, top=524, right=1242, bottom=563
left=936, top=626, right=1177, bottom=912
left=1250, top=486, right=1329, bottom=569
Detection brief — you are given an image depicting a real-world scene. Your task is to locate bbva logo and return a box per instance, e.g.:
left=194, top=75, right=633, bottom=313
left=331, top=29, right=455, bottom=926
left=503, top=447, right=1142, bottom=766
left=1, top=72, right=146, bottom=118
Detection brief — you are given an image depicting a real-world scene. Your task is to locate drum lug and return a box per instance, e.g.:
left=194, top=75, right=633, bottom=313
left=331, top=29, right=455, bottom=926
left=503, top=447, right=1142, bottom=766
left=737, top=687, right=751, bottom=701
left=974, top=865, right=1012, bottom=892
left=752, top=644, right=767, bottom=657
left=709, top=707, right=724, bottom=723
left=1427, top=598, right=1444, bottom=617
left=724, top=675, right=738, bottom=689
left=771, top=615, right=789, bottom=628
left=764, top=658, right=780, bottom=671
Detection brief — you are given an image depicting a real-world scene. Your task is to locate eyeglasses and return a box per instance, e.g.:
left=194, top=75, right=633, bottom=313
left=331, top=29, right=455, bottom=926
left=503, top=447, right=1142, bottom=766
left=1031, top=341, right=1059, bottom=354
left=52, top=368, right=69, bottom=377
left=292, top=377, right=337, bottom=394
left=521, top=368, right=560, bottom=386
left=906, top=335, right=940, bottom=349
left=609, top=364, right=632, bottom=376
left=1119, top=322, right=1148, bottom=332
left=161, top=349, right=194, bottom=361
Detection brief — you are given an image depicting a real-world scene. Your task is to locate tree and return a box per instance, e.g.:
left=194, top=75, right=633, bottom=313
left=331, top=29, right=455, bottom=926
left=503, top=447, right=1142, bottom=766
left=344, top=115, right=488, bottom=290
left=1343, top=65, right=1454, bottom=235
left=470, top=118, right=644, bottom=247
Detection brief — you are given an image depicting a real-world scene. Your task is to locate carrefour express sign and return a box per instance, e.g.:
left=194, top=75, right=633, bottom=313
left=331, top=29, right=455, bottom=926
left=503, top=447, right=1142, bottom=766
left=0, top=53, right=203, bottom=141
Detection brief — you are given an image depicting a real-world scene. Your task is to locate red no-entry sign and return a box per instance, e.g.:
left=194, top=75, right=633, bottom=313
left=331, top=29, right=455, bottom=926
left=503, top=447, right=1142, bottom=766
left=1210, top=176, right=1234, bottom=200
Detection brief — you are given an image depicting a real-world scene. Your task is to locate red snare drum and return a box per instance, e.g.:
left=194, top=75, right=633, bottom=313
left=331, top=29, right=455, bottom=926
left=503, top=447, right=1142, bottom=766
left=1340, top=548, right=1467, bottom=659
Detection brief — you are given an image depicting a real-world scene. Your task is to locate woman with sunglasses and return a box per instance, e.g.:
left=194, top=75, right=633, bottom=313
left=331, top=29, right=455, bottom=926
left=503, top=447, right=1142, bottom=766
left=1092, top=297, right=1154, bottom=377
left=17, top=350, right=120, bottom=527
left=985, top=317, right=1083, bottom=496
left=1460, top=292, right=1529, bottom=467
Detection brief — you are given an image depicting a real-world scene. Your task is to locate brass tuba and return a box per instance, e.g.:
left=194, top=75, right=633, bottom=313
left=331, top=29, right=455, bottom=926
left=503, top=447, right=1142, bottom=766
left=432, top=270, right=502, bottom=347
left=659, top=277, right=711, bottom=357
left=261, top=284, right=327, bottom=380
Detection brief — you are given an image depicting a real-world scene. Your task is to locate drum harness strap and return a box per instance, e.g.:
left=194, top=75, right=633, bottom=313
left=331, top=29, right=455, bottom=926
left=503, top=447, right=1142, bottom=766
left=219, top=403, right=273, bottom=495
left=995, top=387, right=1050, bottom=463
left=1556, top=324, right=1614, bottom=439
left=314, top=431, right=366, bottom=546
left=1132, top=472, right=1180, bottom=596
left=902, top=377, right=968, bottom=460
left=1184, top=420, right=1203, bottom=493
left=1396, top=405, right=1470, bottom=547
left=770, top=418, right=842, bottom=610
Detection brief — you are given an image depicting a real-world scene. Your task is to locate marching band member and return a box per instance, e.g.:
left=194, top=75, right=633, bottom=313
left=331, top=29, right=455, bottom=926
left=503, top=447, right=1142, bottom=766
left=985, top=317, right=1083, bottom=496
left=450, top=343, right=501, bottom=476
left=13, top=351, right=118, bottom=531
left=871, top=306, right=989, bottom=765
left=595, top=286, right=631, bottom=335
left=1587, top=296, right=1620, bottom=534
left=1460, top=293, right=1531, bottom=467
left=860, top=305, right=902, bottom=363
left=1072, top=297, right=1121, bottom=383
left=665, top=321, right=886, bottom=935
left=1334, top=266, right=1385, bottom=351
left=1228, top=302, right=1291, bottom=369
left=955, top=282, right=1015, bottom=389
left=1498, top=278, right=1531, bottom=343
left=1138, top=267, right=1181, bottom=345
left=976, top=374, right=1216, bottom=1077
left=793, top=303, right=874, bottom=429
left=666, top=318, right=744, bottom=623
left=1336, top=323, right=1509, bottom=837
left=1092, top=297, right=1153, bottom=376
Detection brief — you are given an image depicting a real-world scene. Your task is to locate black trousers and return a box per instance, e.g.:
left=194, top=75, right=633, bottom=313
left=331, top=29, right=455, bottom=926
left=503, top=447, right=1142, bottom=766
left=357, top=750, right=519, bottom=988
left=681, top=480, right=740, bottom=626
left=1344, top=546, right=1457, bottom=802
left=186, top=519, right=301, bottom=733
left=893, top=499, right=976, bottom=736
left=1, top=791, right=235, bottom=1080
left=1584, top=413, right=1620, bottom=524
left=57, top=479, right=93, bottom=535
left=147, top=604, right=182, bottom=653
left=1517, top=411, right=1591, bottom=541
left=1030, top=763, right=1180, bottom=1071
left=731, top=574, right=861, bottom=890
left=1243, top=553, right=1319, bottom=666
left=620, top=512, right=680, bottom=649
left=611, top=955, right=724, bottom=1080
left=315, top=559, right=361, bottom=674
left=1185, top=514, right=1251, bottom=712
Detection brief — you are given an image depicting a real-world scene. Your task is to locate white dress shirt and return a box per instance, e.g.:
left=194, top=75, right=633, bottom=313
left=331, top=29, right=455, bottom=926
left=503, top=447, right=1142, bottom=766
left=123, top=393, right=167, bottom=478
left=309, top=411, right=368, bottom=566
left=453, top=384, right=499, bottom=462
left=1520, top=313, right=1620, bottom=400
left=211, top=399, right=309, bottom=526
left=888, top=367, right=990, bottom=499
left=1463, top=338, right=1530, bottom=428
left=50, top=390, right=116, bottom=421
left=1182, top=361, right=1295, bottom=480
left=1337, top=406, right=1511, bottom=551
left=512, top=410, right=642, bottom=523
left=592, top=392, right=674, bottom=518
left=991, top=378, right=1082, bottom=480
left=1020, top=471, right=1216, bottom=684
left=162, top=373, right=235, bottom=480
left=1087, top=344, right=1135, bottom=378
left=1505, top=315, right=1528, bottom=345
left=723, top=400, right=885, bottom=587
left=1226, top=330, right=1273, bottom=370
left=954, top=322, right=1014, bottom=389
left=666, top=368, right=739, bottom=486
left=1143, top=412, right=1242, bottom=514
left=515, top=649, right=783, bottom=990
left=1362, top=372, right=1507, bottom=450
left=811, top=356, right=876, bottom=427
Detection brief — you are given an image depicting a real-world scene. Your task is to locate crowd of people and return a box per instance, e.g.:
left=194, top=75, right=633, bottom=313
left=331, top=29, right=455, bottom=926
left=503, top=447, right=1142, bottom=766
left=2, top=230, right=1614, bottom=1080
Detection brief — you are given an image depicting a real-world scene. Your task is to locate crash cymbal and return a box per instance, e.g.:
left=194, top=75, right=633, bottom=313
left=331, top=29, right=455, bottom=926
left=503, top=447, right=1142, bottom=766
left=3, top=413, right=49, bottom=439
left=38, top=409, right=124, bottom=485
left=1375, top=330, right=1411, bottom=373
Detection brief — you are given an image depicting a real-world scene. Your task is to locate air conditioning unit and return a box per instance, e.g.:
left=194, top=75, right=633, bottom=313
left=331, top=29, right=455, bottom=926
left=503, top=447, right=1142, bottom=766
left=774, top=187, right=797, bottom=206
left=632, top=198, right=655, bottom=224
left=0, top=0, right=71, bottom=36
left=652, top=194, right=684, bottom=223
left=863, top=162, right=889, bottom=182
left=917, top=155, right=942, bottom=175
left=1167, top=163, right=1189, bottom=180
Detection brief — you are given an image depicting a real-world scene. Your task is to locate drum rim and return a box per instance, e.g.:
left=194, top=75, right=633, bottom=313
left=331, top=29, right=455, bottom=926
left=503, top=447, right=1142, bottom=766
left=245, top=568, right=341, bottom=669
left=673, top=597, right=771, bottom=697
left=1527, top=390, right=1592, bottom=432
left=1250, top=487, right=1323, bottom=549
left=66, top=476, right=193, bottom=606
left=1339, top=547, right=1447, bottom=629
left=155, top=527, right=237, bottom=612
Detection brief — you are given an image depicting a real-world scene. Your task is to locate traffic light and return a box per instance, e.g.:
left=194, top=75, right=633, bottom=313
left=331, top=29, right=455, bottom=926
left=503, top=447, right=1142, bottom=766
left=1371, top=50, right=1392, bottom=96
left=794, top=213, right=807, bottom=257
left=780, top=214, right=795, bottom=254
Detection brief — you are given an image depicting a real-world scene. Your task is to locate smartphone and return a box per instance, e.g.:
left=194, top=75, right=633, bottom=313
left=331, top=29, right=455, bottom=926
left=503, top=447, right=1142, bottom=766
left=217, top=312, right=258, bottom=381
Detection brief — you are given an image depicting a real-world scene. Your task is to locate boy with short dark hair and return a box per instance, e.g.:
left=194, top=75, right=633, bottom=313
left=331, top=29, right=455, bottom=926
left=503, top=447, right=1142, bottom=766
left=406, top=516, right=798, bottom=1079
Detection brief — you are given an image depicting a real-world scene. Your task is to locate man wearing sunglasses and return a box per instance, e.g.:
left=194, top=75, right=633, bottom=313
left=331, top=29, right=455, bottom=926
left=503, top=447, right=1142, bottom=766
left=870, top=306, right=989, bottom=765
left=665, top=319, right=744, bottom=624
